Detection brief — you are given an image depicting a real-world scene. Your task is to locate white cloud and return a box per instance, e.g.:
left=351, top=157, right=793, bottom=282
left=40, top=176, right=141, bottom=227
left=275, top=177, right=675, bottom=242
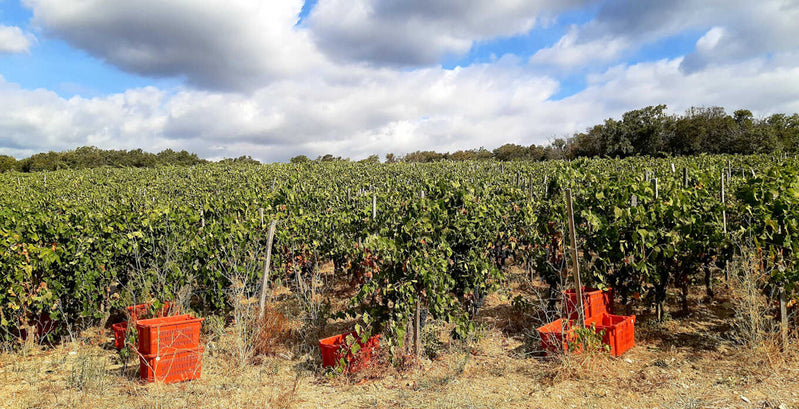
left=2, top=50, right=799, bottom=162
left=530, top=26, right=629, bottom=67
left=0, top=25, right=35, bottom=54
left=2, top=1, right=799, bottom=162
left=530, top=0, right=799, bottom=71
left=23, top=0, right=324, bottom=91
left=695, top=27, right=724, bottom=52
left=305, top=0, right=591, bottom=66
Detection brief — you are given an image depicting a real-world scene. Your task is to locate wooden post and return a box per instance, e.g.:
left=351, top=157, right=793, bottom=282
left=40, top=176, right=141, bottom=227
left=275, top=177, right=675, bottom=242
left=421, top=189, right=425, bottom=199
left=271, top=177, right=276, bottom=190
left=259, top=208, right=264, bottom=229
left=414, top=298, right=421, bottom=357
left=653, top=178, right=659, bottom=200
left=258, top=220, right=278, bottom=319
left=201, top=210, right=205, bottom=228
left=529, top=175, right=534, bottom=199
left=683, top=167, right=689, bottom=188
left=372, top=193, right=377, bottom=219
left=565, top=189, right=585, bottom=327
left=721, top=172, right=727, bottom=234
left=780, top=286, right=789, bottom=349
left=543, top=175, right=549, bottom=198
left=631, top=194, right=637, bottom=207
left=671, top=163, right=675, bottom=173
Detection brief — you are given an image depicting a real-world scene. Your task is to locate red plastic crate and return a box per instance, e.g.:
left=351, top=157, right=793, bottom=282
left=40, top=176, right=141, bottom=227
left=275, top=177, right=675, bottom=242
left=591, top=313, right=635, bottom=356
left=319, top=331, right=381, bottom=372
left=139, top=347, right=204, bottom=384
left=563, top=287, right=614, bottom=321
left=112, top=322, right=128, bottom=350
left=136, top=314, right=204, bottom=355
left=127, top=302, right=174, bottom=322
left=537, top=318, right=577, bottom=354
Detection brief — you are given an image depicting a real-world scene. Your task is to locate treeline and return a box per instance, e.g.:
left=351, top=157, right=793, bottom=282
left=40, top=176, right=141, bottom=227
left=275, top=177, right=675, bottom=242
left=3, top=105, right=797, bottom=171
left=0, top=146, right=208, bottom=172
left=352, top=105, right=798, bottom=163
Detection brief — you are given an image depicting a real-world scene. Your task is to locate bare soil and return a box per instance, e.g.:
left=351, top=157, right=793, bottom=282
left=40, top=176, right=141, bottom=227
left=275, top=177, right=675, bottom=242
left=1, top=270, right=798, bottom=409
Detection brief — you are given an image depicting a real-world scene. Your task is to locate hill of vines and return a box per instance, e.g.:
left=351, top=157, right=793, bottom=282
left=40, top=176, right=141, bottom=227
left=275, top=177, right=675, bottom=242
left=1, top=155, right=797, bottom=348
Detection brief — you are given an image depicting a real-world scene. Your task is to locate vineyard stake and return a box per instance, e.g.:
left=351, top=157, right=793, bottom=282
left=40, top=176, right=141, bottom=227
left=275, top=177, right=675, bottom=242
left=653, top=178, right=659, bottom=200
left=414, top=297, right=421, bottom=357
left=372, top=193, right=377, bottom=219
left=528, top=175, right=534, bottom=199
left=683, top=167, right=688, bottom=188
left=780, top=286, right=788, bottom=349
left=543, top=175, right=548, bottom=198
left=721, top=172, right=727, bottom=234
left=565, top=189, right=585, bottom=327
left=259, top=208, right=264, bottom=229
left=258, top=220, right=278, bottom=319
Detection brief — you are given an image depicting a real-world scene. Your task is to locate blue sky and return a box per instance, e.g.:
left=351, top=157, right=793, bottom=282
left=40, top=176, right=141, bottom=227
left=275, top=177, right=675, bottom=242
left=0, top=0, right=797, bottom=161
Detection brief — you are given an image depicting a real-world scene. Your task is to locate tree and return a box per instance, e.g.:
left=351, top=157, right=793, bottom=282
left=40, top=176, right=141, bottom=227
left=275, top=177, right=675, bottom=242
left=403, top=151, right=446, bottom=162
left=0, top=155, right=16, bottom=172
left=220, top=155, right=260, bottom=165
left=358, top=154, right=380, bottom=164
left=385, top=153, right=397, bottom=164
left=621, top=104, right=669, bottom=156
left=289, top=155, right=310, bottom=164
left=492, top=144, right=528, bottom=161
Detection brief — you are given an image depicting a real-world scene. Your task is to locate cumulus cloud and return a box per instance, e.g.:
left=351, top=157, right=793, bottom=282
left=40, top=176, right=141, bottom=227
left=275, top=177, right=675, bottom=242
left=530, top=0, right=799, bottom=71
left=2, top=1, right=799, bottom=162
left=3, top=50, right=799, bottom=162
left=0, top=25, right=35, bottom=54
left=23, top=0, right=324, bottom=91
left=530, top=26, right=629, bottom=67
left=305, top=0, right=591, bottom=66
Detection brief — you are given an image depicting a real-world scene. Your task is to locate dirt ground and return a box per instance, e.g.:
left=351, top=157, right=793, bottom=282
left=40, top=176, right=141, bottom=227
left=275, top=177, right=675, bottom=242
left=1, top=271, right=798, bottom=409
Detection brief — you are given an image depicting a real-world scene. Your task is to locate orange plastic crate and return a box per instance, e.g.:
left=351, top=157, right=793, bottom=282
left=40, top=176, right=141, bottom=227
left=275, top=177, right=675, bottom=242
left=319, top=332, right=381, bottom=373
left=591, top=313, right=635, bottom=356
left=537, top=319, right=577, bottom=354
left=136, top=314, right=204, bottom=355
left=126, top=302, right=173, bottom=322
left=112, top=322, right=128, bottom=350
left=563, top=287, right=613, bottom=321
left=139, top=347, right=204, bottom=384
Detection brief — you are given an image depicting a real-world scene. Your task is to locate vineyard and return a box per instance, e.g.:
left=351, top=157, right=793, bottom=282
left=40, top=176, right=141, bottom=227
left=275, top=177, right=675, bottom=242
left=1, top=155, right=798, bottom=407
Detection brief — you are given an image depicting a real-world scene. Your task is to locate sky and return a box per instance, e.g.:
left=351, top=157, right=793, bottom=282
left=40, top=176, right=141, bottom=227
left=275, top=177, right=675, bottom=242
left=0, top=0, right=798, bottom=162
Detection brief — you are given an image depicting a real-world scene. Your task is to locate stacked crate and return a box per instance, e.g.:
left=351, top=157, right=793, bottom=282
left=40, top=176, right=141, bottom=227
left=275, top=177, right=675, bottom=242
left=537, top=287, right=636, bottom=356
left=136, top=314, right=205, bottom=384
left=112, top=302, right=174, bottom=351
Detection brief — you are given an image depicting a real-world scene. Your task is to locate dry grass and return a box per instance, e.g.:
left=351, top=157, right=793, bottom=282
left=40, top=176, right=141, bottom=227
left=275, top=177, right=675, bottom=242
left=2, top=266, right=798, bottom=409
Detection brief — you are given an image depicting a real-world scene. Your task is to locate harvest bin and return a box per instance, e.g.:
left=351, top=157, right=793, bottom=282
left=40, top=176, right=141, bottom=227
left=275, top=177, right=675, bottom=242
left=563, top=287, right=613, bottom=320
left=112, top=322, right=128, bottom=350
left=587, top=313, right=636, bottom=357
left=319, top=331, right=381, bottom=373
left=538, top=313, right=636, bottom=356
left=537, top=318, right=576, bottom=354
left=136, top=314, right=204, bottom=355
left=127, top=302, right=174, bottom=322
left=113, top=302, right=175, bottom=351
left=139, top=347, right=204, bottom=384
